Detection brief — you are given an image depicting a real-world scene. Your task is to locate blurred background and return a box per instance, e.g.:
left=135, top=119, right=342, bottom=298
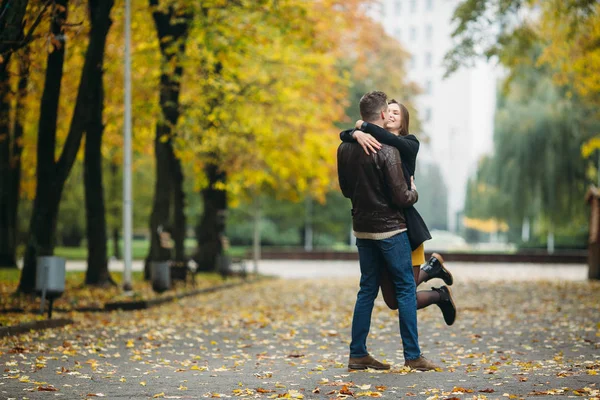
left=1, top=0, right=598, bottom=291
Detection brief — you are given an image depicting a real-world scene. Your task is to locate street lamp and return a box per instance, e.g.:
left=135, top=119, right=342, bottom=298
left=122, top=0, right=133, bottom=291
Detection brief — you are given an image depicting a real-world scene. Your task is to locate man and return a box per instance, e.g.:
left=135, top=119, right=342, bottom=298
left=341, top=101, right=457, bottom=326
left=337, top=91, right=439, bottom=371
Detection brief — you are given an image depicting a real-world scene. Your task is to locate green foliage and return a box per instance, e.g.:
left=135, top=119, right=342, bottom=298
left=416, top=161, right=448, bottom=230
left=463, top=54, right=597, bottom=244
left=226, top=191, right=353, bottom=248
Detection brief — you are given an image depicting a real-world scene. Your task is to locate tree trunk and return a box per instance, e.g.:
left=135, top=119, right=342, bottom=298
left=109, top=161, right=121, bottom=259
left=112, top=227, right=121, bottom=260
left=1, top=49, right=30, bottom=268
left=0, top=55, right=14, bottom=268
left=18, top=1, right=68, bottom=292
left=83, top=0, right=114, bottom=286
left=171, top=154, right=186, bottom=263
left=19, top=0, right=112, bottom=292
left=84, top=108, right=111, bottom=285
left=144, top=1, right=192, bottom=279
left=252, top=195, right=261, bottom=274
left=304, top=197, right=313, bottom=251
left=145, top=127, right=173, bottom=279
left=195, top=163, right=227, bottom=272
left=0, top=1, right=29, bottom=57
left=0, top=0, right=30, bottom=270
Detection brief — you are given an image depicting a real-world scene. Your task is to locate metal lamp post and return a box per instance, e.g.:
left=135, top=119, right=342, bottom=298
left=122, top=0, right=133, bottom=291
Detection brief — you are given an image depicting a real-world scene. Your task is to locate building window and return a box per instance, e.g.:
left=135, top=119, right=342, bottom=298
left=425, top=52, right=432, bottom=68
left=425, top=80, right=432, bottom=94
left=425, top=25, right=433, bottom=42
left=410, top=26, right=417, bottom=41
left=410, top=0, right=416, bottom=13
left=425, top=107, right=432, bottom=121
left=394, top=0, right=402, bottom=15
left=426, top=0, right=433, bottom=11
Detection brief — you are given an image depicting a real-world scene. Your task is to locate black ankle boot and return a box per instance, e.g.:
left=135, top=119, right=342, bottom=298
left=421, top=253, right=453, bottom=285
left=432, top=286, right=456, bottom=326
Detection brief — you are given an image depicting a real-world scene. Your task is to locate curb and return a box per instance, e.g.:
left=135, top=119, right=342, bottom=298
left=256, top=250, right=587, bottom=264
left=104, top=279, right=259, bottom=311
left=0, top=318, right=73, bottom=339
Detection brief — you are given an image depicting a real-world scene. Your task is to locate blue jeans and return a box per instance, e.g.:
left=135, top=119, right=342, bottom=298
left=349, top=232, right=421, bottom=361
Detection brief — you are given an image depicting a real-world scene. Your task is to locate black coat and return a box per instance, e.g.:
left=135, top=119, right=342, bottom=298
left=340, top=124, right=432, bottom=251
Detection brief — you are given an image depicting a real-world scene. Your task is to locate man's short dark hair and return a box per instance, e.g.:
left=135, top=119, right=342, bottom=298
left=359, top=91, right=388, bottom=122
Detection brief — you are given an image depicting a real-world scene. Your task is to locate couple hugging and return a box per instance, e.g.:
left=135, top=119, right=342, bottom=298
left=337, top=91, right=457, bottom=371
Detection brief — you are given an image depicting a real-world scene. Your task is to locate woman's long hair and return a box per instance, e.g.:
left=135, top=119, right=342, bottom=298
left=388, top=99, right=410, bottom=136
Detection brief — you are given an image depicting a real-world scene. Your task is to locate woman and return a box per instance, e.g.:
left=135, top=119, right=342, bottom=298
left=340, top=100, right=457, bottom=325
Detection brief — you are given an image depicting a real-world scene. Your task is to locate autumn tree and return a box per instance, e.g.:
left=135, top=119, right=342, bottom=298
left=174, top=0, right=414, bottom=270
left=462, top=57, right=596, bottom=245
left=18, top=0, right=115, bottom=292
left=83, top=0, right=115, bottom=286
left=0, top=1, right=27, bottom=268
left=143, top=0, right=193, bottom=279
left=447, top=0, right=599, bottom=248
left=0, top=1, right=47, bottom=268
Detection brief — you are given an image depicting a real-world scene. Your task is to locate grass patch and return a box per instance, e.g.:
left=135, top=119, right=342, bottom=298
left=0, top=267, right=243, bottom=327
left=53, top=242, right=251, bottom=261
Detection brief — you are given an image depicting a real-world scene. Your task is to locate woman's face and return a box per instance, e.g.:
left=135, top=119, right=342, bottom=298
left=385, top=103, right=402, bottom=133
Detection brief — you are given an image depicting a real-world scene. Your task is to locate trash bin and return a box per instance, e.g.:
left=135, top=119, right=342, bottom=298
left=36, top=256, right=66, bottom=318
left=151, top=261, right=171, bottom=293
left=217, top=254, right=232, bottom=279
left=36, top=256, right=66, bottom=297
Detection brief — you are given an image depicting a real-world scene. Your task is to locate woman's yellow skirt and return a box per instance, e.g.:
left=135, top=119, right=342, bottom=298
left=411, top=244, right=425, bottom=266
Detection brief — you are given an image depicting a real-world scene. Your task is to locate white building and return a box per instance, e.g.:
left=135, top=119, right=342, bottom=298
left=372, top=0, right=498, bottom=232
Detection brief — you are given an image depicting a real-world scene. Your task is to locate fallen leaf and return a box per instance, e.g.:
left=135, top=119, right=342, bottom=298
left=37, top=385, right=58, bottom=391
left=340, top=385, right=354, bottom=395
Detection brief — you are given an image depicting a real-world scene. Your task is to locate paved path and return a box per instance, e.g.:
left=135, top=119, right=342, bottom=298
left=71, top=259, right=589, bottom=281
left=1, top=275, right=598, bottom=399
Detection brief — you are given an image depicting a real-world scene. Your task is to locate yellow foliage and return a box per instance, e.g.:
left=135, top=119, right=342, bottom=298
left=582, top=137, right=600, bottom=159
left=536, top=0, right=600, bottom=109
left=15, top=0, right=413, bottom=211
left=177, top=0, right=393, bottom=205
left=463, top=217, right=509, bottom=233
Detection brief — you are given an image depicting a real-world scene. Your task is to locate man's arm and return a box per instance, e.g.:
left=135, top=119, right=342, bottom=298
left=339, top=128, right=356, bottom=143
left=337, top=145, right=352, bottom=199
left=341, top=127, right=382, bottom=155
left=382, top=150, right=418, bottom=208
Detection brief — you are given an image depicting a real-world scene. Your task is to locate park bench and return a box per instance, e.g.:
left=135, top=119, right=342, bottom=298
left=170, top=260, right=196, bottom=288
left=152, top=226, right=196, bottom=291
left=217, top=254, right=247, bottom=280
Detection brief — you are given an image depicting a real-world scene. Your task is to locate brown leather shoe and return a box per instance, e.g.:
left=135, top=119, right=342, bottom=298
left=404, top=356, right=440, bottom=371
left=380, top=266, right=398, bottom=310
left=348, top=355, right=391, bottom=371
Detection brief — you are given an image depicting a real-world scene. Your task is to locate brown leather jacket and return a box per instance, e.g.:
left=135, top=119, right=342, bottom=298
left=337, top=142, right=418, bottom=233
